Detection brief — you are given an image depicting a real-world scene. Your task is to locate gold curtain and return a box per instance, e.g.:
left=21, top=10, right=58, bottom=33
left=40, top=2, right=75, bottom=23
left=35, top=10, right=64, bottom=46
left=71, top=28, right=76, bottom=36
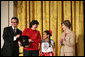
left=16, top=1, right=84, bottom=56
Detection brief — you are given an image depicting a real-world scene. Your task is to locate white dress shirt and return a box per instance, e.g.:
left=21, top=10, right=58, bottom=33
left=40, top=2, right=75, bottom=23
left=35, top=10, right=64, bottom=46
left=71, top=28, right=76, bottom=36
left=12, top=26, right=17, bottom=41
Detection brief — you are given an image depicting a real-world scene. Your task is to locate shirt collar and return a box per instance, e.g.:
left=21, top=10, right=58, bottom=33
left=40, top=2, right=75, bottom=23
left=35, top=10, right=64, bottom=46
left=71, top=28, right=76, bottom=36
left=12, top=26, right=17, bottom=30
left=30, top=28, right=36, bottom=31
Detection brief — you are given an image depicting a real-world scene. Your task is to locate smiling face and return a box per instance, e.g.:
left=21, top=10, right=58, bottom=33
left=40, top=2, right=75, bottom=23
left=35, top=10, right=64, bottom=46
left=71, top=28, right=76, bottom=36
left=32, top=24, right=38, bottom=30
left=11, top=19, right=18, bottom=28
left=43, top=32, right=49, bottom=40
left=62, top=24, right=67, bottom=31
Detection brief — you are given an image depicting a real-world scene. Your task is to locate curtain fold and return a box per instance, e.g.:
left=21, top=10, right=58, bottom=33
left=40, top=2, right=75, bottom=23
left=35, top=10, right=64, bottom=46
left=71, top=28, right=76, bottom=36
left=16, top=1, right=84, bottom=56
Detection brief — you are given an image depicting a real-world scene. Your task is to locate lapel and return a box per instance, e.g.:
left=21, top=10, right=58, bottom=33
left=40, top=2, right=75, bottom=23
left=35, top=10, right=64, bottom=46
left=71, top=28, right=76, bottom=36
left=64, top=31, right=71, bottom=41
left=16, top=28, right=20, bottom=35
left=9, top=26, right=21, bottom=36
left=16, top=29, right=19, bottom=34
left=9, top=26, right=15, bottom=36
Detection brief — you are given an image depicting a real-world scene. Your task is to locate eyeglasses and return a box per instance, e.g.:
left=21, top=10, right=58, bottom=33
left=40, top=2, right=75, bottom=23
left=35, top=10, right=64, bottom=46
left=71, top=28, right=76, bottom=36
left=11, top=22, right=17, bottom=23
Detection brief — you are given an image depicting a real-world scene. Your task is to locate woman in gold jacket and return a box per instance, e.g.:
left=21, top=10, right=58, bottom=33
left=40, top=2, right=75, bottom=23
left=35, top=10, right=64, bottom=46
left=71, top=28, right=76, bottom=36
left=60, top=20, right=75, bottom=56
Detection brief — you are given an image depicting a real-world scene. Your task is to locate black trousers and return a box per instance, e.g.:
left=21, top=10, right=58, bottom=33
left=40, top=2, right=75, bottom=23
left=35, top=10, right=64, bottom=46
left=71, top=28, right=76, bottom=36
left=23, top=49, right=39, bottom=56
left=1, top=42, right=19, bottom=56
left=1, top=47, right=19, bottom=56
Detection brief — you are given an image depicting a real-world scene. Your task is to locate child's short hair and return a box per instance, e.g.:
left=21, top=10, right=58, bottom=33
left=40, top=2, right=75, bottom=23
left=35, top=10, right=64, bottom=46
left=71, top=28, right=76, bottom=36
left=29, top=20, right=39, bottom=28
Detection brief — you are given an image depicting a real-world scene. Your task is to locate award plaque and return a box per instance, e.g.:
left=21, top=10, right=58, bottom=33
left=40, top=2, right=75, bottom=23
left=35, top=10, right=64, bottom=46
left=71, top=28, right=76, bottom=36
left=20, top=36, right=30, bottom=47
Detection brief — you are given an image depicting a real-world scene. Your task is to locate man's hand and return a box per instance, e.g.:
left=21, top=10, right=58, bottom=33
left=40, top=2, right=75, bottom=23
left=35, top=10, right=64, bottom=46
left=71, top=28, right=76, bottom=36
left=16, top=34, right=20, bottom=38
left=28, top=39, right=34, bottom=43
left=14, top=34, right=20, bottom=41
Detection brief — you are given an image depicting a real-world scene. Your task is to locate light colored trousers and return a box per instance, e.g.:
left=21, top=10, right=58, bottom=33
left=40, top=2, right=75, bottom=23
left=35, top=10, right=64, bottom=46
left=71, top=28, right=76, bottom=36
left=60, top=46, right=74, bottom=56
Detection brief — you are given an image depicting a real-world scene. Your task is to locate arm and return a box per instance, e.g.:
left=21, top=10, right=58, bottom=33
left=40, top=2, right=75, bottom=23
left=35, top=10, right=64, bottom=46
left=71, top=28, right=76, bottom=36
left=17, top=31, right=22, bottom=46
left=16, top=30, right=22, bottom=41
left=3, top=28, right=13, bottom=42
left=59, top=32, right=65, bottom=46
left=53, top=46, right=56, bottom=56
left=14, top=30, right=22, bottom=42
left=39, top=43, right=42, bottom=56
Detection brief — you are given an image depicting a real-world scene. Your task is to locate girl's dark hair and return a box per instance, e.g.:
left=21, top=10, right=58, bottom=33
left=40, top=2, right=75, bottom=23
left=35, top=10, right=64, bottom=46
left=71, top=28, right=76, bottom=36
left=29, top=20, right=39, bottom=28
left=44, top=30, right=52, bottom=47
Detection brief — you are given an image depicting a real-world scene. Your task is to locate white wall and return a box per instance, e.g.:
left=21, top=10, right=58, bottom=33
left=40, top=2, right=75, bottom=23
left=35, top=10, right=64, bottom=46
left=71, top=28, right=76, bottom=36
left=1, top=1, right=14, bottom=48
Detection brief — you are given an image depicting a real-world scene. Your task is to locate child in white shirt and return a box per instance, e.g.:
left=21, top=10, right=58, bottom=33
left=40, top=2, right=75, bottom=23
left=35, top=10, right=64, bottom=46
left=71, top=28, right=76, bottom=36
left=39, top=30, right=55, bottom=56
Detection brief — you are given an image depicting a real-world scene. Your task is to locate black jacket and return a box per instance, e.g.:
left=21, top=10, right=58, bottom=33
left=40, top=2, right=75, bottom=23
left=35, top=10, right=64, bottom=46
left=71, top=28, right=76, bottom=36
left=1, top=26, right=22, bottom=56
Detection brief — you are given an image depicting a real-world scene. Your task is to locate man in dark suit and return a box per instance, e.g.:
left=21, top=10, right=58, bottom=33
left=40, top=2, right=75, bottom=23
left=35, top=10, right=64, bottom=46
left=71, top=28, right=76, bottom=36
left=1, top=17, right=22, bottom=56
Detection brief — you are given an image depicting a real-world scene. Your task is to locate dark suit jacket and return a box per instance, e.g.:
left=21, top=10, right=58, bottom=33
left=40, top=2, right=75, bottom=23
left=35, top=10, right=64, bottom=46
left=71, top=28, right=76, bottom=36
left=1, top=26, right=22, bottom=56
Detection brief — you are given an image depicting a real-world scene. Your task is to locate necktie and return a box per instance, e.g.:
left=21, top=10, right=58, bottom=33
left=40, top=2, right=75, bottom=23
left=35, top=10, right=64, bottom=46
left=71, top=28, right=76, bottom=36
left=13, top=28, right=16, bottom=35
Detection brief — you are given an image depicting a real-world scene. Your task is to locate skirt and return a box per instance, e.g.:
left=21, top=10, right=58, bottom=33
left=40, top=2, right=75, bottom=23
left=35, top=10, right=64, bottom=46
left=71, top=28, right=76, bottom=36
left=40, top=52, right=53, bottom=56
